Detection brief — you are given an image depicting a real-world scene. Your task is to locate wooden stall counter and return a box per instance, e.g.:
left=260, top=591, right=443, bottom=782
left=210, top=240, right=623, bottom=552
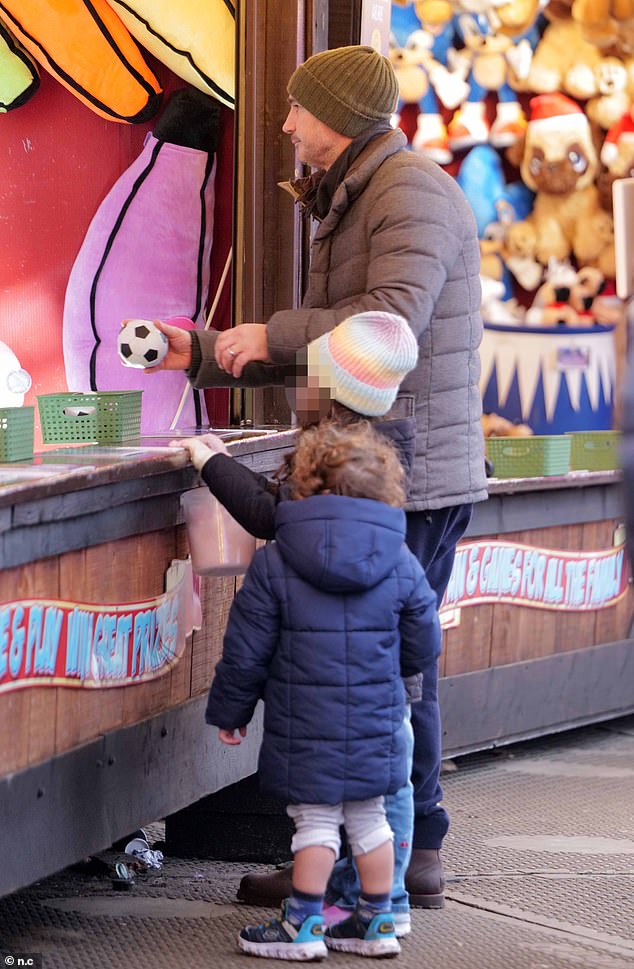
left=1, top=443, right=632, bottom=896
left=0, top=428, right=296, bottom=897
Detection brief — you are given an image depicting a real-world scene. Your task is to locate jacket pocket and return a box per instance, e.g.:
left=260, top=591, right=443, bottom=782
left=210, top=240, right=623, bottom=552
left=385, top=393, right=415, bottom=420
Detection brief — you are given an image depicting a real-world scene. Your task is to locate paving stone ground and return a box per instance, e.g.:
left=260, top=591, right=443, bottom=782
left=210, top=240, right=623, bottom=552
left=1, top=716, right=632, bottom=968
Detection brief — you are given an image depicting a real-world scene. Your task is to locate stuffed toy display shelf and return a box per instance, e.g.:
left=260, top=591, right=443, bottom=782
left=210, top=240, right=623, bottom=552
left=392, top=1, right=627, bottom=365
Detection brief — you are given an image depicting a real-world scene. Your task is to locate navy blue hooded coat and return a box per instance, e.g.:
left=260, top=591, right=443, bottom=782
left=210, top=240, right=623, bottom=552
left=205, top=493, right=441, bottom=806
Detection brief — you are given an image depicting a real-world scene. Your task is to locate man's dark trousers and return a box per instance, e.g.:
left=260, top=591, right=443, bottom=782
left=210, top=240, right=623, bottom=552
left=405, top=504, right=472, bottom=849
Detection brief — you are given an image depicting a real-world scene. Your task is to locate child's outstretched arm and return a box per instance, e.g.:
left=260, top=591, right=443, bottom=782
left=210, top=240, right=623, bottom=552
left=170, top=435, right=279, bottom=540
left=170, top=433, right=229, bottom=469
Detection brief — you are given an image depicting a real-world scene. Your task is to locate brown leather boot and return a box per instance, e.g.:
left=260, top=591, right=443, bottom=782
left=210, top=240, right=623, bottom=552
left=237, top=863, right=294, bottom=906
left=405, top=848, right=445, bottom=908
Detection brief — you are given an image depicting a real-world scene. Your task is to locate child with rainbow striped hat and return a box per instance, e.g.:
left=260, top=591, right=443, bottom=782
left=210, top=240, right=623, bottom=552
left=171, top=311, right=441, bottom=960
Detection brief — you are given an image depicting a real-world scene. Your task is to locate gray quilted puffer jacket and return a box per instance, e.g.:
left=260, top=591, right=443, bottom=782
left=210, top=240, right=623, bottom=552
left=192, top=127, right=487, bottom=510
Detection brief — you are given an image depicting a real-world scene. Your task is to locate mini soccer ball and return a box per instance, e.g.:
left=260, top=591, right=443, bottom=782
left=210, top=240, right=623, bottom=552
left=117, top=319, right=168, bottom=369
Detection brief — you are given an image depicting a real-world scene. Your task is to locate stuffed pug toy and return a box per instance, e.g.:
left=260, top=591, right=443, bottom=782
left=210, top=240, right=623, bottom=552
left=570, top=266, right=607, bottom=325
left=571, top=266, right=624, bottom=325
left=512, top=93, right=615, bottom=278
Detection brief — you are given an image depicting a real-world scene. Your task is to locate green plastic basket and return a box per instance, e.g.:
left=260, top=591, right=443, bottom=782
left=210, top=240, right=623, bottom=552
left=37, top=391, right=142, bottom=444
left=486, top=434, right=571, bottom=478
left=0, top=406, right=35, bottom=462
left=568, top=430, right=621, bottom=472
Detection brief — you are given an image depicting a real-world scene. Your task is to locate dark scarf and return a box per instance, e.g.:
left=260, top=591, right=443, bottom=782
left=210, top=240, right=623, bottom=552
left=285, top=121, right=392, bottom=221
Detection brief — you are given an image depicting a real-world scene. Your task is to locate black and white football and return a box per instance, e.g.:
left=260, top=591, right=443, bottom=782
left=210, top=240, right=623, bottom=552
left=117, top=320, right=168, bottom=369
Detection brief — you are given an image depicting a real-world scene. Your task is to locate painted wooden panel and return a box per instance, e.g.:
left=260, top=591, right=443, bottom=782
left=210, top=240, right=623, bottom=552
left=0, top=557, right=59, bottom=774
left=190, top=575, right=235, bottom=697
left=0, top=512, right=250, bottom=771
left=456, top=519, right=632, bottom=672
left=488, top=603, right=523, bottom=667
left=1, top=504, right=631, bottom=774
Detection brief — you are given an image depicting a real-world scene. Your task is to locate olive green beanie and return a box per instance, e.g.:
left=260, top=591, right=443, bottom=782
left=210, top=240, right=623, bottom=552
left=287, top=45, right=399, bottom=138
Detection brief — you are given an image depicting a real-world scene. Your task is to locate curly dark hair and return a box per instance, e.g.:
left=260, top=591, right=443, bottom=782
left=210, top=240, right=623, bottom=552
left=282, top=419, right=406, bottom=507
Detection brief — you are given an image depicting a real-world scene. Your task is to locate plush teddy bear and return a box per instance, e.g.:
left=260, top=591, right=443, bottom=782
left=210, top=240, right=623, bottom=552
left=598, top=132, right=634, bottom=219
left=480, top=273, right=526, bottom=324
left=572, top=0, right=634, bottom=58
left=525, top=258, right=580, bottom=325
left=478, top=196, right=544, bottom=291
left=513, top=0, right=601, bottom=99
left=491, top=0, right=543, bottom=36
left=571, top=265, right=624, bottom=325
left=502, top=219, right=544, bottom=291
left=601, top=100, right=634, bottom=172
left=586, top=56, right=632, bottom=130
left=512, top=93, right=615, bottom=279
left=481, top=411, right=533, bottom=437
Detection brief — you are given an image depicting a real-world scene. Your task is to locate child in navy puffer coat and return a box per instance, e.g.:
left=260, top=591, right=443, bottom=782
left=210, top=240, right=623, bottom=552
left=204, top=419, right=441, bottom=961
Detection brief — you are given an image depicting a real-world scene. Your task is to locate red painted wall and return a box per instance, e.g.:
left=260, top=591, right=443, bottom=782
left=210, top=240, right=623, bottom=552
left=0, top=61, right=233, bottom=442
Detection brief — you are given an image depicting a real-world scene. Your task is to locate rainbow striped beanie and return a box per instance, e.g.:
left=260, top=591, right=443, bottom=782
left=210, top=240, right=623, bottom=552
left=306, top=311, right=418, bottom=417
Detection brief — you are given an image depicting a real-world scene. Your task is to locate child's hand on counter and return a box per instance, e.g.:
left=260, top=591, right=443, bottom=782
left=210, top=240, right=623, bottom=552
left=193, top=433, right=231, bottom=456
left=169, top=433, right=229, bottom=471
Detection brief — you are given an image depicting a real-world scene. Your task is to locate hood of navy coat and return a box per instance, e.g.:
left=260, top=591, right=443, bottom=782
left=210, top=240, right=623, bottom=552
left=274, top=494, right=406, bottom=593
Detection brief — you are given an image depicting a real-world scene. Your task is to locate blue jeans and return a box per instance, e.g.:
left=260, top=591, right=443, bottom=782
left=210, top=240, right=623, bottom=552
left=326, top=706, right=414, bottom=915
left=326, top=504, right=473, bottom=908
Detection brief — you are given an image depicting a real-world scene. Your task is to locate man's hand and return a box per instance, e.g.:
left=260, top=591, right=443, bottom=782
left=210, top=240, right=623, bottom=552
left=215, top=324, right=269, bottom=378
left=218, top=726, right=247, bottom=745
left=146, top=319, right=194, bottom=372
left=169, top=433, right=230, bottom=471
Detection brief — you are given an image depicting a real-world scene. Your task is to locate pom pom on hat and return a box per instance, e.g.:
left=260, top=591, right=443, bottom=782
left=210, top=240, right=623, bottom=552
left=528, top=93, right=586, bottom=132
left=287, top=45, right=399, bottom=137
left=306, top=311, right=418, bottom=417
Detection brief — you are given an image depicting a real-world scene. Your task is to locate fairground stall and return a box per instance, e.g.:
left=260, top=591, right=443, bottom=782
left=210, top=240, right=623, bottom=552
left=1, top=0, right=633, bottom=895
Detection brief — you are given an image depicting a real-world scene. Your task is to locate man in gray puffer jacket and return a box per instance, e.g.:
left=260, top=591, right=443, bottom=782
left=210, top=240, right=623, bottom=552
left=156, top=44, right=487, bottom=910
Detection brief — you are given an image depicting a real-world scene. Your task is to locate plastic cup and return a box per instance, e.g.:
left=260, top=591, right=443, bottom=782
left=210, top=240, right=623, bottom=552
left=180, top=488, right=256, bottom=576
